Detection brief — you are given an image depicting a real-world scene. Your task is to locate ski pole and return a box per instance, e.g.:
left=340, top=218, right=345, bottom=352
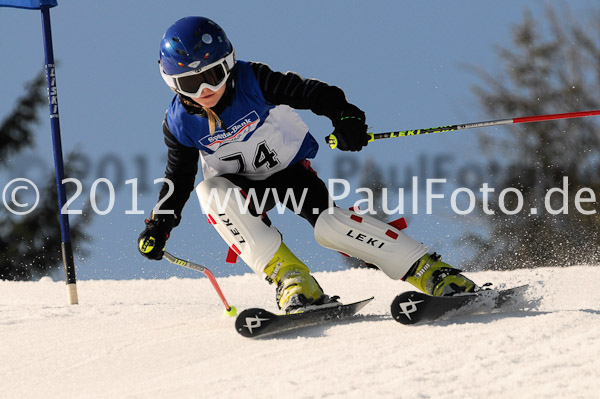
left=326, top=109, right=600, bottom=149
left=163, top=251, right=237, bottom=317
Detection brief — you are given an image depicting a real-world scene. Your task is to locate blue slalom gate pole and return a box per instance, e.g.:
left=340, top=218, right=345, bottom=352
left=39, top=3, right=78, bottom=304
left=1, top=0, right=78, bottom=303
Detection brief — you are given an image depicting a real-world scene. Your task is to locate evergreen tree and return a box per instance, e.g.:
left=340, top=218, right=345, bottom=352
left=0, top=71, right=92, bottom=280
left=0, top=71, right=44, bottom=164
left=465, top=5, right=600, bottom=270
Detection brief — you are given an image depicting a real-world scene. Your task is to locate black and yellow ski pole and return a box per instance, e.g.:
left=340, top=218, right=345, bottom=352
left=327, top=109, right=600, bottom=149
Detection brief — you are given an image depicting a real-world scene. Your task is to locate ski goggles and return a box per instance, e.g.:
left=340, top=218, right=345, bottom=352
left=161, top=52, right=235, bottom=98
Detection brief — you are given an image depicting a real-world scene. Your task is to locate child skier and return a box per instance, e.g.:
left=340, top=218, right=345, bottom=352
left=138, top=16, right=479, bottom=313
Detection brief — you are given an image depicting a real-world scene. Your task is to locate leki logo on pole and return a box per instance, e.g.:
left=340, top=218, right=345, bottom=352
left=399, top=298, right=424, bottom=321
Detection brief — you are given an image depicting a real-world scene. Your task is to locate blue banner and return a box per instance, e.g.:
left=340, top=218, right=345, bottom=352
left=0, top=0, right=57, bottom=9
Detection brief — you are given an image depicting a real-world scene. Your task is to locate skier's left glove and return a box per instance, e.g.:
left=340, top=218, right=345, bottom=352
left=137, top=214, right=177, bottom=260
left=328, top=104, right=369, bottom=151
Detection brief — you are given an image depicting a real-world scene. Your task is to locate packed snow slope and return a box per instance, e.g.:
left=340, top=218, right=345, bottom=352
left=1, top=266, right=599, bottom=399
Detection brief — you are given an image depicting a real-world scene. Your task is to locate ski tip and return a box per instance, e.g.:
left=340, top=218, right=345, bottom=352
left=358, top=296, right=375, bottom=304
left=235, top=308, right=277, bottom=338
left=390, top=291, right=428, bottom=325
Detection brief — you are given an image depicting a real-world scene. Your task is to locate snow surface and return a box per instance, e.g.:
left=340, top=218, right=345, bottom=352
left=1, top=266, right=599, bottom=399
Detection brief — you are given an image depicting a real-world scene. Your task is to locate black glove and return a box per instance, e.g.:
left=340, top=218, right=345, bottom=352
left=137, top=215, right=176, bottom=260
left=329, top=104, right=369, bottom=151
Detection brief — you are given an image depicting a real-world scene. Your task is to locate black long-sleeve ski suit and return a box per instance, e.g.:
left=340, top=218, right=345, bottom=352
left=156, top=62, right=354, bottom=228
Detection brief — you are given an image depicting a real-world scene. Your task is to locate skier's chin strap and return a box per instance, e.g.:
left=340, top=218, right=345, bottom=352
left=196, top=176, right=281, bottom=275
left=314, top=207, right=428, bottom=280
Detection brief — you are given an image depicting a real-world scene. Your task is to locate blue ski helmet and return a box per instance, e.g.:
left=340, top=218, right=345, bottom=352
left=159, top=17, right=235, bottom=96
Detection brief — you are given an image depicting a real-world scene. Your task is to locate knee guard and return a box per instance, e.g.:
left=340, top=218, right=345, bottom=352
left=196, top=176, right=281, bottom=275
left=314, top=207, right=428, bottom=280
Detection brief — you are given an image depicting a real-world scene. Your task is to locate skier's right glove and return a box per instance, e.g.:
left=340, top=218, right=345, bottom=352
left=137, top=214, right=177, bottom=260
left=328, top=103, right=369, bottom=151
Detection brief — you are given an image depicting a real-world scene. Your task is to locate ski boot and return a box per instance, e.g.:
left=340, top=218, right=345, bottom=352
left=264, top=242, right=336, bottom=313
left=404, top=253, right=477, bottom=296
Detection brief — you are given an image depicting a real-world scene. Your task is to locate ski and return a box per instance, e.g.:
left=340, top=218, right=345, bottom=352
left=235, top=297, right=374, bottom=338
left=390, top=285, right=529, bottom=325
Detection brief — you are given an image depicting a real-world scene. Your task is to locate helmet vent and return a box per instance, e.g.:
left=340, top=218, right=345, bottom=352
left=193, top=42, right=202, bottom=52
left=172, top=37, right=181, bottom=43
left=176, top=49, right=189, bottom=56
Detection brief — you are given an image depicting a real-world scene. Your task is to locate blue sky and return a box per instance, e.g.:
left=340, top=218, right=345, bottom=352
left=1, top=0, right=598, bottom=280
